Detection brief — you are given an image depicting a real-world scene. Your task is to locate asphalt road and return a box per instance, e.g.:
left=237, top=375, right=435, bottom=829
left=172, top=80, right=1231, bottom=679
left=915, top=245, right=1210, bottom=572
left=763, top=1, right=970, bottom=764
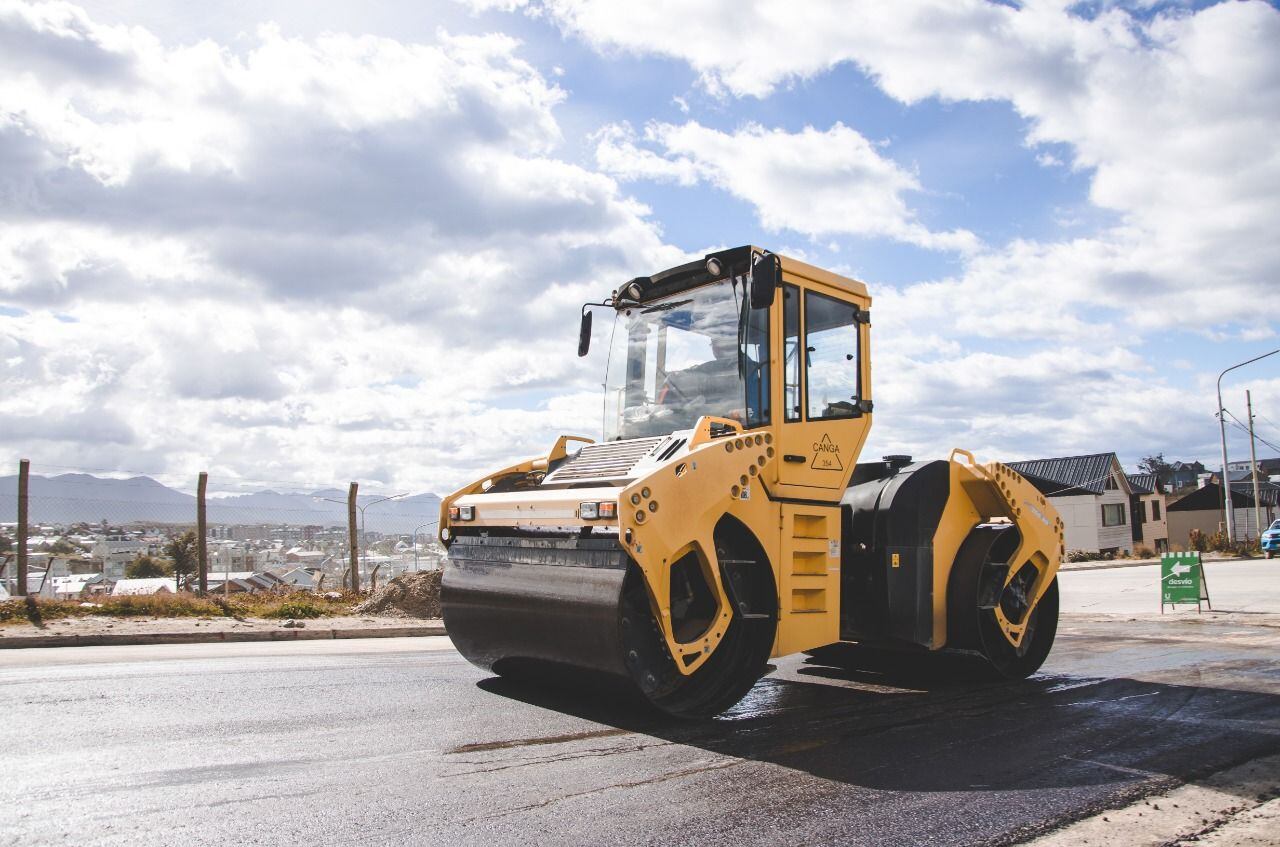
left=3, top=568, right=1279, bottom=846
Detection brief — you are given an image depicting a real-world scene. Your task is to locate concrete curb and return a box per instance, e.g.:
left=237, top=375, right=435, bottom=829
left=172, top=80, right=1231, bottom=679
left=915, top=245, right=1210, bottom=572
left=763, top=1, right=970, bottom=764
left=0, top=624, right=446, bottom=649
left=1060, top=555, right=1259, bottom=573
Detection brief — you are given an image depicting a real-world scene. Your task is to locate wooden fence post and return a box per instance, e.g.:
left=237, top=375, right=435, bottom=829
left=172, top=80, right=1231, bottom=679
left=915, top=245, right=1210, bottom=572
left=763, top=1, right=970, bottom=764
left=197, top=471, right=208, bottom=594
left=348, top=482, right=359, bottom=593
left=17, top=459, right=29, bottom=597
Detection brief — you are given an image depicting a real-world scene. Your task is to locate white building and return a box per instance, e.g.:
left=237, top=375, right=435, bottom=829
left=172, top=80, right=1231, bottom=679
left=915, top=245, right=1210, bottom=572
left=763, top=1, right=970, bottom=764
left=91, top=536, right=145, bottom=579
left=112, top=578, right=177, bottom=596
left=1008, top=453, right=1135, bottom=555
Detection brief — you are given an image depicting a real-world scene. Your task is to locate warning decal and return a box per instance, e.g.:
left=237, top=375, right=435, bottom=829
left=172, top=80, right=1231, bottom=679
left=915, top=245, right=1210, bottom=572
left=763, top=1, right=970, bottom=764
left=811, top=433, right=844, bottom=471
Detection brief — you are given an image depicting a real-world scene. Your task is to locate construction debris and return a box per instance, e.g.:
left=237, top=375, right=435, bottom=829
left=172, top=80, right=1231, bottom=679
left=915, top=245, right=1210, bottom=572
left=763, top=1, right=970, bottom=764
left=355, top=570, right=442, bottom=619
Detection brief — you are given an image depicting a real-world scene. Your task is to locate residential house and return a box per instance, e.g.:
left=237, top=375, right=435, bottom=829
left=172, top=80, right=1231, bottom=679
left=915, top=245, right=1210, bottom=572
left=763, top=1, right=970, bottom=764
left=1007, top=453, right=1134, bottom=555
left=112, top=578, right=177, bottom=596
left=284, top=547, right=328, bottom=566
left=276, top=567, right=322, bottom=591
left=1126, top=474, right=1169, bottom=554
left=204, top=571, right=287, bottom=594
left=1166, top=481, right=1280, bottom=548
left=1227, top=457, right=1280, bottom=479
left=1165, top=460, right=1207, bottom=492
left=46, top=573, right=109, bottom=598
left=91, top=535, right=145, bottom=579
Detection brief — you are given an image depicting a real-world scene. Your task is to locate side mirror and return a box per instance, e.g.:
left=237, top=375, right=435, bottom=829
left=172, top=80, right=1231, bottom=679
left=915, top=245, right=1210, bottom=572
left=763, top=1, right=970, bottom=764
left=577, top=310, right=593, bottom=357
left=750, top=253, right=779, bottom=310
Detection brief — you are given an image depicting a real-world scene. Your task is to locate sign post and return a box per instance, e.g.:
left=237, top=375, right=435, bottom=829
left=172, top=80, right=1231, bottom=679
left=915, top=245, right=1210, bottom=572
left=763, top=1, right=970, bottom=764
left=1161, top=551, right=1211, bottom=613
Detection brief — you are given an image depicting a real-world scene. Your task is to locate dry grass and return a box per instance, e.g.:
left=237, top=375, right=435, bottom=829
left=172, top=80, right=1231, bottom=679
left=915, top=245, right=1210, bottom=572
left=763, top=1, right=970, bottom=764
left=0, top=591, right=358, bottom=626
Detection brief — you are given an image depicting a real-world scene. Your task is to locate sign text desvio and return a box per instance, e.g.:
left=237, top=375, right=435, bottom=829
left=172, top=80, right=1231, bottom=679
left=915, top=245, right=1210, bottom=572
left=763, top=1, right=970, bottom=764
left=1161, top=551, right=1211, bottom=612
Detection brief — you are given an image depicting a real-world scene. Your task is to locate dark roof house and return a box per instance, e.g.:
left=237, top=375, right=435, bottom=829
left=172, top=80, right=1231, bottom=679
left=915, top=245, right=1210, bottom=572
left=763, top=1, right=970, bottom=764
left=1168, top=481, right=1280, bottom=512
left=1007, top=453, right=1123, bottom=497
left=1007, top=453, right=1135, bottom=554
left=1126, top=473, right=1160, bottom=494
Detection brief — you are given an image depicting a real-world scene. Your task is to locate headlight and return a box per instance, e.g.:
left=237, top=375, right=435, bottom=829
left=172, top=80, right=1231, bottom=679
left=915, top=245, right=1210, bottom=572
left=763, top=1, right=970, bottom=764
left=449, top=505, right=474, bottom=521
left=579, top=501, right=618, bottom=520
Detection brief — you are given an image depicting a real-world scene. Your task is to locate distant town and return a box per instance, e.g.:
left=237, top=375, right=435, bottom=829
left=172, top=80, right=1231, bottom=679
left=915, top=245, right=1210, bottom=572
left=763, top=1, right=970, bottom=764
left=0, top=470, right=444, bottom=600
left=0, top=517, right=445, bottom=601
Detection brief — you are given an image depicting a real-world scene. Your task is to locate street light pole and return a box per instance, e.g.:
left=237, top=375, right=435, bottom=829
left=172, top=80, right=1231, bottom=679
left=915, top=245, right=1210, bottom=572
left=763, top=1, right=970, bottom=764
left=320, top=491, right=409, bottom=592
left=358, top=493, right=409, bottom=587
left=1217, top=348, right=1280, bottom=543
left=412, top=522, right=433, bottom=572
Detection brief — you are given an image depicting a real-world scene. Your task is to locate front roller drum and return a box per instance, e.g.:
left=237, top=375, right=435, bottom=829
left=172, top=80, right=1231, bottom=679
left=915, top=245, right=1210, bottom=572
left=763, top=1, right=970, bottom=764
left=443, top=534, right=776, bottom=718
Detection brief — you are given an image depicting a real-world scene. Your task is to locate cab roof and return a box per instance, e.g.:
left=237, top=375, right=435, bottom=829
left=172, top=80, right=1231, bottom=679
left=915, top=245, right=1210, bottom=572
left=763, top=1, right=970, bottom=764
left=618, top=245, right=869, bottom=306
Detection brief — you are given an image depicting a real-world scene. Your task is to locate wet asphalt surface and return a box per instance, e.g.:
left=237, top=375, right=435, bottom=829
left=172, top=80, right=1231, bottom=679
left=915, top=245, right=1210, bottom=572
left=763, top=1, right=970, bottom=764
left=3, top=612, right=1279, bottom=847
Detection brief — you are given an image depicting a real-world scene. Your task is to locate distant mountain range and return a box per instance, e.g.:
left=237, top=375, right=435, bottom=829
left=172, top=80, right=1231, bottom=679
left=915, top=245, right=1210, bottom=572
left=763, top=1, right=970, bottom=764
left=0, top=473, right=442, bottom=535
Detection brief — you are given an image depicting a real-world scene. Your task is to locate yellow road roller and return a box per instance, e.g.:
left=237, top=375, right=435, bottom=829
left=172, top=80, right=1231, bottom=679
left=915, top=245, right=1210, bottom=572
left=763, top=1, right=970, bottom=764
left=440, top=247, right=1065, bottom=717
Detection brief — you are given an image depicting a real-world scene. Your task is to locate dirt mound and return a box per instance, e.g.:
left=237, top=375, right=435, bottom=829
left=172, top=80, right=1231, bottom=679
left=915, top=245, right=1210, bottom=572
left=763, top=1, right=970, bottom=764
left=355, top=570, right=442, bottom=618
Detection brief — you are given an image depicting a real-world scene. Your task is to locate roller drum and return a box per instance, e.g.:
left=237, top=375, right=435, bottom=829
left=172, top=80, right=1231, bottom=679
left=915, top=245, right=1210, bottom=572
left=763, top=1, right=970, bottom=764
left=443, top=535, right=631, bottom=679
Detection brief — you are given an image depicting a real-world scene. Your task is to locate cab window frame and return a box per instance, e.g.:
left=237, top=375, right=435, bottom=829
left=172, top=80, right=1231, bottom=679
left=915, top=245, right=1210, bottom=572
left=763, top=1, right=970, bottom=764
left=802, top=287, right=863, bottom=422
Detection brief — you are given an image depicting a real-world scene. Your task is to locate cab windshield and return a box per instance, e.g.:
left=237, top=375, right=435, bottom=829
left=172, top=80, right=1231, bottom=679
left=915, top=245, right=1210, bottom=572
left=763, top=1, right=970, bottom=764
left=604, top=275, right=770, bottom=441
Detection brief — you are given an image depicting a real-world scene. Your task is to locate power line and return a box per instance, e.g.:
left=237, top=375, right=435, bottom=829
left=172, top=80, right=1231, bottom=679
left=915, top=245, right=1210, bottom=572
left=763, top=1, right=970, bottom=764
left=1223, top=409, right=1280, bottom=455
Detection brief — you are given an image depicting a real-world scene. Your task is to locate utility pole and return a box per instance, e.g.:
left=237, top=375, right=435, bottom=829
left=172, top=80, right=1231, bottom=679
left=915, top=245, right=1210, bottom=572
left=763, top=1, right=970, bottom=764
left=347, top=482, right=359, bottom=593
left=197, top=471, right=208, bottom=594
left=1217, top=349, right=1280, bottom=542
left=1247, top=390, right=1263, bottom=542
left=16, top=459, right=29, bottom=597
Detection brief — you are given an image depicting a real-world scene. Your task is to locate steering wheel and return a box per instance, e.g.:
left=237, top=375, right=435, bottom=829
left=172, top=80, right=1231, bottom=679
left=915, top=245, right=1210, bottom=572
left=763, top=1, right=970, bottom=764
left=657, top=373, right=693, bottom=405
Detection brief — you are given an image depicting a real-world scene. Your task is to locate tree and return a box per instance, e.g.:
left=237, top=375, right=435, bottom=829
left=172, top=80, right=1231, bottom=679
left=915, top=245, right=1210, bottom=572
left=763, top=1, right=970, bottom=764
left=48, top=539, right=78, bottom=555
left=1138, top=453, right=1173, bottom=481
left=125, top=555, right=169, bottom=579
left=165, top=531, right=198, bottom=587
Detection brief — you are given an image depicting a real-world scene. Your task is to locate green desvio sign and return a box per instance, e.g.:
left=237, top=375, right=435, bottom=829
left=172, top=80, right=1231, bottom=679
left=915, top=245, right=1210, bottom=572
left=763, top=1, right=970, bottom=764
left=1161, top=551, right=1210, bottom=612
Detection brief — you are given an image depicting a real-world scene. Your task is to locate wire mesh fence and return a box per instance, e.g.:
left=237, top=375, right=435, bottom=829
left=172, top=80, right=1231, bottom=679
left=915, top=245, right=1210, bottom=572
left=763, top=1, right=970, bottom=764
left=0, top=460, right=445, bottom=599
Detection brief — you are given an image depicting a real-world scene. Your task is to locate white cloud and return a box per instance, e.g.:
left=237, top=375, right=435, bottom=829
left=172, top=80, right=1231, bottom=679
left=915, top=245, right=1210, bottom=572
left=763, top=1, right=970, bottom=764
left=521, top=0, right=1280, bottom=469
left=5, top=0, right=1277, bottom=497
left=595, top=121, right=979, bottom=252
left=535, top=0, right=1280, bottom=333
left=0, top=1, right=683, bottom=492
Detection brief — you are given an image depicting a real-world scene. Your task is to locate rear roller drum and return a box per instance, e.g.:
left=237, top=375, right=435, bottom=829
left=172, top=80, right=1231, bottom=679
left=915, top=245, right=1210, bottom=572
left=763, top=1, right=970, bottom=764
left=947, top=524, right=1058, bottom=679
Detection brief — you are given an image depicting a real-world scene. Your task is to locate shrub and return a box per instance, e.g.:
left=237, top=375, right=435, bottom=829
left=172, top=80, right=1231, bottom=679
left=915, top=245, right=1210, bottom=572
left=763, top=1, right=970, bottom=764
left=1189, top=528, right=1207, bottom=552
left=0, top=590, right=354, bottom=626
left=0, top=598, right=28, bottom=623
left=1134, top=546, right=1156, bottom=559
left=1065, top=549, right=1094, bottom=563
left=96, top=593, right=222, bottom=618
left=261, top=600, right=326, bottom=619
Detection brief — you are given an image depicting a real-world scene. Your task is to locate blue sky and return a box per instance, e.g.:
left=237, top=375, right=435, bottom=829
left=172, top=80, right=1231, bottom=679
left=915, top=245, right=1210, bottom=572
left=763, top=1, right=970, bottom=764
left=0, top=0, right=1277, bottom=493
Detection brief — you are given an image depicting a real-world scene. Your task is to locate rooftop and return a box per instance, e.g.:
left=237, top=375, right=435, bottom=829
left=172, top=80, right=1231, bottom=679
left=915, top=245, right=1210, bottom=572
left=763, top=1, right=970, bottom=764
left=1007, top=453, right=1122, bottom=497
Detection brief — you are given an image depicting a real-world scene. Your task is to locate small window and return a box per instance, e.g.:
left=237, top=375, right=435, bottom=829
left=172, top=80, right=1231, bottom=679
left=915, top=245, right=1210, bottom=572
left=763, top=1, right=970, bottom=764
left=1152, top=501, right=1161, bottom=521
left=783, top=284, right=802, bottom=422
left=1102, top=503, right=1126, bottom=527
left=804, top=290, right=861, bottom=420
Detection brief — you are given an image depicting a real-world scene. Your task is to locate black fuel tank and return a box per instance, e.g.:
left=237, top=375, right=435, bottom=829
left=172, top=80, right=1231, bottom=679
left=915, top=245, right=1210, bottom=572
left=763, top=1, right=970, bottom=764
left=840, top=460, right=950, bottom=647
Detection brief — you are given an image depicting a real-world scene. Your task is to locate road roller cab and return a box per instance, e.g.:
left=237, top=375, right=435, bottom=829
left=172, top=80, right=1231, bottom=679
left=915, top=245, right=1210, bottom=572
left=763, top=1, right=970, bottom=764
left=440, top=247, right=1065, bottom=717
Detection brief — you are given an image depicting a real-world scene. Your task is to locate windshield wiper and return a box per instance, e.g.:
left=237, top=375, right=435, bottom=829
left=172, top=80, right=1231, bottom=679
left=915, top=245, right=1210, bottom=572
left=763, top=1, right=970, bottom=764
left=640, top=298, right=693, bottom=314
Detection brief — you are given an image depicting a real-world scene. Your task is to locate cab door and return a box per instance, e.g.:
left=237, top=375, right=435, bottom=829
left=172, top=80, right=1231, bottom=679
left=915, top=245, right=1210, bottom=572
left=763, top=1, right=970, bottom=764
left=775, top=280, right=871, bottom=493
